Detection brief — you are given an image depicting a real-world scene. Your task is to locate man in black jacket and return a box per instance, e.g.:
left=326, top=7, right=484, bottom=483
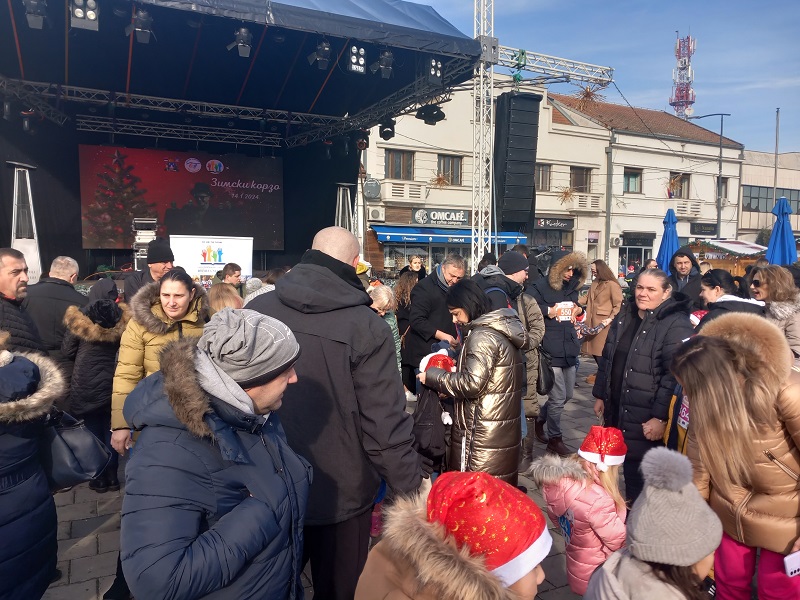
left=667, top=246, right=703, bottom=310
left=248, top=226, right=425, bottom=600
left=122, top=238, right=174, bottom=301
left=0, top=248, right=45, bottom=353
left=406, top=253, right=466, bottom=376
left=23, top=256, right=88, bottom=382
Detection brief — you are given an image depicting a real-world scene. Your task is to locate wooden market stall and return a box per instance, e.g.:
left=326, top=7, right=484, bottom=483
left=688, top=239, right=767, bottom=276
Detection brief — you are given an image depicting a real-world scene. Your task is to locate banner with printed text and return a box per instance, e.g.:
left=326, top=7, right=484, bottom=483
left=169, top=235, right=253, bottom=288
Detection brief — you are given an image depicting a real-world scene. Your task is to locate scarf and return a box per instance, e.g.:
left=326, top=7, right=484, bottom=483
left=435, top=264, right=449, bottom=293
left=195, top=350, right=257, bottom=416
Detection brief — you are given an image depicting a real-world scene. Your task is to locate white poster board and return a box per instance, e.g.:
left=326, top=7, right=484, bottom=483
left=169, top=235, right=253, bottom=289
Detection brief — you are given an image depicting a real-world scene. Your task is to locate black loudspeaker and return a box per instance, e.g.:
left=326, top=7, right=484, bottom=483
left=493, top=92, right=543, bottom=233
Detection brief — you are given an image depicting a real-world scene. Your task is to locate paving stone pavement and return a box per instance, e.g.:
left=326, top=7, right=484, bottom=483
left=45, top=362, right=600, bottom=600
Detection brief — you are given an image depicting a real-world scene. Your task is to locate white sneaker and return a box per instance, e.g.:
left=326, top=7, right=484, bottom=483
left=405, top=390, right=417, bottom=403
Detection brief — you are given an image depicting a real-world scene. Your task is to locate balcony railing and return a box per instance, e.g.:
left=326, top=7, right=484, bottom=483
left=383, top=179, right=426, bottom=202
left=673, top=199, right=703, bottom=220
left=566, top=193, right=602, bottom=213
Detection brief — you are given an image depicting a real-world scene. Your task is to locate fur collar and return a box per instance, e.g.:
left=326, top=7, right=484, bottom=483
left=547, top=251, right=588, bottom=291
left=158, top=337, right=213, bottom=438
left=63, top=304, right=130, bottom=343
left=526, top=453, right=588, bottom=485
left=379, top=494, right=513, bottom=599
left=130, top=281, right=209, bottom=335
left=766, top=296, right=800, bottom=321
left=700, top=312, right=791, bottom=393
left=0, top=341, right=65, bottom=424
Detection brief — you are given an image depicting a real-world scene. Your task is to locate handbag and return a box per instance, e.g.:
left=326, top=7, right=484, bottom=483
left=40, top=408, right=112, bottom=491
left=536, top=346, right=555, bottom=395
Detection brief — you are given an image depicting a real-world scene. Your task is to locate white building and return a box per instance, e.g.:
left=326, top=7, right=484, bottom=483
left=739, top=151, right=800, bottom=242
left=360, top=79, right=744, bottom=277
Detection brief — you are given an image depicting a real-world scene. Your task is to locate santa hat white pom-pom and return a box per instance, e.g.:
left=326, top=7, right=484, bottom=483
left=640, top=447, right=692, bottom=492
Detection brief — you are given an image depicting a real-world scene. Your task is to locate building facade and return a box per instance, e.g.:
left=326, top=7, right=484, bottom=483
left=739, top=151, right=800, bottom=242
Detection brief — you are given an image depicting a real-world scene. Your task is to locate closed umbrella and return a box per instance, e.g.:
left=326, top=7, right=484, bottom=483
left=766, top=197, right=797, bottom=265
left=656, top=209, right=680, bottom=276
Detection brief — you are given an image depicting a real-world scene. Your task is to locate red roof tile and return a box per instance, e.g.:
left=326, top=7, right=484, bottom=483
left=549, top=93, right=743, bottom=149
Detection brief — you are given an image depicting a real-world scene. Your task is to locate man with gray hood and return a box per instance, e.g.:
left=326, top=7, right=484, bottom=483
left=119, top=308, right=311, bottom=600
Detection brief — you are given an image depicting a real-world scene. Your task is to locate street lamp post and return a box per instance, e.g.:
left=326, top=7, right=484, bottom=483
left=688, top=113, right=731, bottom=238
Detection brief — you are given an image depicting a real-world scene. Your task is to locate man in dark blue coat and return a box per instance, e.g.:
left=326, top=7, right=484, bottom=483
left=120, top=308, right=311, bottom=600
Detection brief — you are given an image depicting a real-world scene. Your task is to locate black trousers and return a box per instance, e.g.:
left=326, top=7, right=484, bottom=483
left=303, top=509, right=372, bottom=600
left=623, top=458, right=644, bottom=505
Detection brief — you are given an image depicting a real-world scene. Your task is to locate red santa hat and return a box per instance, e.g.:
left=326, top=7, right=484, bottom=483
left=419, top=349, right=456, bottom=373
left=426, top=471, right=552, bottom=587
left=577, top=426, right=627, bottom=472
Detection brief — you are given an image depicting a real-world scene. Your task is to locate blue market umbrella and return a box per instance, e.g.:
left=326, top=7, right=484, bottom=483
left=656, top=209, right=680, bottom=276
left=766, top=197, right=797, bottom=265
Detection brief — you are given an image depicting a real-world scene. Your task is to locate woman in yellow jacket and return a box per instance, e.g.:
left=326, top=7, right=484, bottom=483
left=110, top=269, right=209, bottom=454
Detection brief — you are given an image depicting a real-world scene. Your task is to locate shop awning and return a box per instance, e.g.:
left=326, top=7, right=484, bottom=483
left=371, top=226, right=526, bottom=245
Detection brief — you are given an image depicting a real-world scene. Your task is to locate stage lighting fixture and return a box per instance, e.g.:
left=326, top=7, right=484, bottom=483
left=2, top=101, right=11, bottom=121
left=227, top=27, right=253, bottom=58
left=125, top=9, right=153, bottom=43
left=307, top=41, right=331, bottom=70
left=415, top=104, right=445, bottom=126
left=23, top=0, right=47, bottom=29
left=347, top=45, right=366, bottom=74
left=71, top=0, right=99, bottom=31
left=426, top=56, right=443, bottom=86
left=355, top=130, right=369, bottom=151
left=22, top=116, right=31, bottom=132
left=370, top=50, right=394, bottom=79
left=378, top=119, right=395, bottom=141
left=321, top=139, right=333, bottom=161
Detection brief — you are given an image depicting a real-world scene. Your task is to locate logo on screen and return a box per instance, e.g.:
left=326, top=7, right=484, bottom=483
left=200, top=245, right=225, bottom=264
left=206, top=160, right=224, bottom=173
left=185, top=158, right=202, bottom=173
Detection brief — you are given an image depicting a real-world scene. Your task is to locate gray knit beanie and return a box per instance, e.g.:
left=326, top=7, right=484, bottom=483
left=197, top=308, right=300, bottom=388
left=627, top=447, right=722, bottom=566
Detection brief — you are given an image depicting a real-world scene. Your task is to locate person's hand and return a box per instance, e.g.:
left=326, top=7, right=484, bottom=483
left=593, top=398, right=604, bottom=420
left=417, top=371, right=427, bottom=386
left=111, top=429, right=132, bottom=456
left=602, top=317, right=613, bottom=327
left=792, top=537, right=800, bottom=553
left=419, top=455, right=434, bottom=479
left=642, top=418, right=666, bottom=441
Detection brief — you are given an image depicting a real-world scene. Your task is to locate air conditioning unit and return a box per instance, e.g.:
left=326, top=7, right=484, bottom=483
left=610, top=237, right=622, bottom=247
left=369, top=206, right=386, bottom=222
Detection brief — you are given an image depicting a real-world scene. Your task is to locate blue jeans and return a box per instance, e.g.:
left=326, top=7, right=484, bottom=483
left=539, top=366, right=575, bottom=439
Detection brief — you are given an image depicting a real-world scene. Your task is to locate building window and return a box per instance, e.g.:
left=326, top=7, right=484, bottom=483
left=437, top=154, right=462, bottom=186
left=385, top=149, right=414, bottom=181
left=716, top=177, right=728, bottom=201
left=570, top=166, right=592, bottom=193
left=535, top=164, right=551, bottom=192
left=668, top=172, right=691, bottom=199
left=742, top=185, right=800, bottom=213
left=623, top=168, right=642, bottom=194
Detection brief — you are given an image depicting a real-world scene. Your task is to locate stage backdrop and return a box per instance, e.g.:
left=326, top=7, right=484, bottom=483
left=78, top=145, right=283, bottom=250
left=170, top=235, right=253, bottom=287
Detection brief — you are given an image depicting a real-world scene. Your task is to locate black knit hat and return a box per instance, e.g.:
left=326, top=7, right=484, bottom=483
left=498, top=251, right=529, bottom=276
left=147, top=238, right=174, bottom=264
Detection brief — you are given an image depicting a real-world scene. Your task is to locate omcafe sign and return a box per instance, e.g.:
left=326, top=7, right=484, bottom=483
left=414, top=208, right=471, bottom=226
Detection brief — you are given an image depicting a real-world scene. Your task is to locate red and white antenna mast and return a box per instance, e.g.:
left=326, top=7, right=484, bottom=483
left=669, top=32, right=696, bottom=119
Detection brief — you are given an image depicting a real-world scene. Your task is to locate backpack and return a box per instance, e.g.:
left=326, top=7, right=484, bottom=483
left=484, top=286, right=513, bottom=309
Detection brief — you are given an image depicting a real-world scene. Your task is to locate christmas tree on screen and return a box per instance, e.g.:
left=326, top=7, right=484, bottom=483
left=83, top=150, right=155, bottom=248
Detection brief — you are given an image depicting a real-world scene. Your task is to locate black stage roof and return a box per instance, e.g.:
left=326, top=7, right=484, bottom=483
left=0, top=0, right=481, bottom=147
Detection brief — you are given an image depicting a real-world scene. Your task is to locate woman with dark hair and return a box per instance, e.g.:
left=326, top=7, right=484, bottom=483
left=394, top=271, right=420, bottom=393
left=750, top=265, right=800, bottom=360
left=418, top=279, right=526, bottom=485
left=696, top=269, right=764, bottom=329
left=592, top=269, right=693, bottom=503
left=583, top=260, right=623, bottom=384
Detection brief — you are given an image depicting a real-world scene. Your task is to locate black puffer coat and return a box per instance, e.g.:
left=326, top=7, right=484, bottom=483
left=0, top=296, right=45, bottom=353
left=0, top=342, right=64, bottom=600
left=592, top=294, right=694, bottom=458
left=62, top=301, right=129, bottom=416
left=407, top=270, right=459, bottom=366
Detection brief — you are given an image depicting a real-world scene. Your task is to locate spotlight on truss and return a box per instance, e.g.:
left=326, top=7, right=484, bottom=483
left=370, top=50, right=394, bottom=79
left=307, top=41, right=331, bottom=70
left=415, top=104, right=445, bottom=126
left=379, top=119, right=395, bottom=141
left=23, top=0, right=47, bottom=29
left=124, top=8, right=154, bottom=43
left=71, top=0, right=99, bottom=31
left=227, top=27, right=253, bottom=58
left=347, top=44, right=366, bottom=74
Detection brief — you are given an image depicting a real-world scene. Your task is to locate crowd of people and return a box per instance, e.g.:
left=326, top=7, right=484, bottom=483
left=1, top=235, right=800, bottom=600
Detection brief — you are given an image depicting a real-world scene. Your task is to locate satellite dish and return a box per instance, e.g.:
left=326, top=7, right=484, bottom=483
left=685, top=106, right=695, bottom=117
left=363, top=178, right=381, bottom=200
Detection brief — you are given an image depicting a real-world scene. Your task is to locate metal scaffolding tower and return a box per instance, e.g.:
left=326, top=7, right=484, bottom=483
left=470, top=2, right=614, bottom=266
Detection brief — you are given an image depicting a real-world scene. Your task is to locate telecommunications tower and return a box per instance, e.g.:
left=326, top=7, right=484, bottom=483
left=669, top=32, right=696, bottom=119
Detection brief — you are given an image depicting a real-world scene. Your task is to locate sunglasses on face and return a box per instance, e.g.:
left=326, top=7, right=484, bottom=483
left=751, top=279, right=762, bottom=288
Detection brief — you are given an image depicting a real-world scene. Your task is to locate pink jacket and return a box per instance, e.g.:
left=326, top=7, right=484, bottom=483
left=528, top=454, right=627, bottom=595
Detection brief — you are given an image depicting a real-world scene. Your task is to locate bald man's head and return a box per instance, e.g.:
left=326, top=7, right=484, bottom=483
left=312, top=226, right=361, bottom=267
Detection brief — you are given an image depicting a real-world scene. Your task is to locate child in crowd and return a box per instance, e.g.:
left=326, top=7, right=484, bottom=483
left=527, top=426, right=627, bottom=595
left=368, top=284, right=402, bottom=373
left=356, top=470, right=552, bottom=599
left=584, top=447, right=722, bottom=599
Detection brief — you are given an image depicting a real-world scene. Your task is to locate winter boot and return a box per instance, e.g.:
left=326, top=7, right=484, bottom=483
left=518, top=429, right=535, bottom=473
left=546, top=436, right=572, bottom=457
left=106, top=470, right=120, bottom=492
left=89, top=474, right=109, bottom=494
left=534, top=419, right=549, bottom=444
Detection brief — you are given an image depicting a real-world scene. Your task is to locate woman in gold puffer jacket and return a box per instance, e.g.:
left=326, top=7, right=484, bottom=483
left=420, top=279, right=526, bottom=486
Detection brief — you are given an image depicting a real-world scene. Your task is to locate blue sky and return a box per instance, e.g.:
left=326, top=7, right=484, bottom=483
left=419, top=0, right=800, bottom=152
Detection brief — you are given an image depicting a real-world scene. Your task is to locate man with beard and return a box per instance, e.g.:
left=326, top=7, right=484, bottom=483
left=0, top=248, right=45, bottom=352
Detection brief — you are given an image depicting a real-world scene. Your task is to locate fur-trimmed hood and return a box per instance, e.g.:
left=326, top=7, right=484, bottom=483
left=0, top=332, right=65, bottom=423
left=129, top=281, right=209, bottom=335
left=700, top=312, right=792, bottom=393
left=63, top=303, right=130, bottom=343
left=527, top=453, right=588, bottom=485
left=373, top=493, right=514, bottom=599
left=547, top=251, right=588, bottom=293
left=125, top=336, right=214, bottom=438
left=766, top=295, right=800, bottom=321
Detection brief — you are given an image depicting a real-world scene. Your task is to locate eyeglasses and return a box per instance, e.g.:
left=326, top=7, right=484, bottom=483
left=751, top=279, right=762, bottom=288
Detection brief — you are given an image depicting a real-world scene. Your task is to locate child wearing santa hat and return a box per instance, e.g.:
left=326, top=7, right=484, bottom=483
left=526, top=426, right=628, bottom=595
left=355, top=471, right=552, bottom=599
